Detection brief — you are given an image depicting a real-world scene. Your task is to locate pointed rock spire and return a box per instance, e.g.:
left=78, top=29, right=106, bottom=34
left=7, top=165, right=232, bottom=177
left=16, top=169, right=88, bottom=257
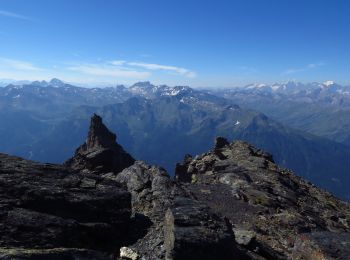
left=84, top=114, right=116, bottom=150
left=65, top=114, right=135, bottom=174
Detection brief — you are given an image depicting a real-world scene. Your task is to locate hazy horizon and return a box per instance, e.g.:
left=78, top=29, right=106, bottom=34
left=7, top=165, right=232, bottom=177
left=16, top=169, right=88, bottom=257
left=0, top=0, right=349, bottom=87
left=0, top=77, right=346, bottom=89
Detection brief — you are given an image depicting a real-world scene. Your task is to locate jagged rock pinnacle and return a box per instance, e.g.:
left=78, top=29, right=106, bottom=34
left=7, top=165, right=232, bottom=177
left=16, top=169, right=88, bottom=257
left=84, top=114, right=117, bottom=150
left=65, top=114, right=135, bottom=174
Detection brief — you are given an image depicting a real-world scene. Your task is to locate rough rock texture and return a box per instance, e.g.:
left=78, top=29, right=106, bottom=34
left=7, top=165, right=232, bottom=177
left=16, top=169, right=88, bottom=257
left=113, top=162, right=173, bottom=221
left=0, top=248, right=109, bottom=260
left=292, top=232, right=350, bottom=260
left=65, top=114, right=135, bottom=174
left=0, top=153, right=131, bottom=259
left=120, top=247, right=139, bottom=260
left=175, top=137, right=350, bottom=259
left=2, top=116, right=350, bottom=260
left=105, top=161, right=172, bottom=259
left=105, top=161, right=242, bottom=259
left=164, top=197, right=247, bottom=260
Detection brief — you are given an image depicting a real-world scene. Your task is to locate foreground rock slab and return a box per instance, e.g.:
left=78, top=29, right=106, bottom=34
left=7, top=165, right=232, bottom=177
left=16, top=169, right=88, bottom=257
left=0, top=153, right=131, bottom=258
left=164, top=197, right=247, bottom=260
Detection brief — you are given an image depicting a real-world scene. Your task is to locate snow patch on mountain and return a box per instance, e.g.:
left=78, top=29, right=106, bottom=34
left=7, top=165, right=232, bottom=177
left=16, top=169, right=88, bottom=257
left=323, top=80, right=335, bottom=87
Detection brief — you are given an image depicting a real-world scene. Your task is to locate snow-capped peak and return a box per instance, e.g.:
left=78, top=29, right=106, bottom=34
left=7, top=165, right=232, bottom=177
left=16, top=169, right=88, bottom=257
left=49, top=78, right=66, bottom=87
left=323, top=80, right=335, bottom=87
left=257, top=83, right=267, bottom=88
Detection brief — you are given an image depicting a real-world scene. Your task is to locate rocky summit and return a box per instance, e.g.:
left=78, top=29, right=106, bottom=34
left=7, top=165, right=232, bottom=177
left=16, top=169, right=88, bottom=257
left=0, top=115, right=349, bottom=259
left=175, top=138, right=350, bottom=259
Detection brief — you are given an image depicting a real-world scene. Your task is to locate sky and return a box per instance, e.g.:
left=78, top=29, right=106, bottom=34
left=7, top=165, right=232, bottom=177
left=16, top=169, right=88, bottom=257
left=0, top=0, right=349, bottom=87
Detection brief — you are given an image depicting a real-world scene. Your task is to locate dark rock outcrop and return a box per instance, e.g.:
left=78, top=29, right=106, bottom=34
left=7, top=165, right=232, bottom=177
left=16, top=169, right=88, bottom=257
left=0, top=153, right=131, bottom=259
left=65, top=114, right=135, bottom=174
left=175, top=138, right=350, bottom=259
left=0, top=248, right=109, bottom=260
left=112, top=162, right=173, bottom=221
left=105, top=161, right=243, bottom=259
left=292, top=232, right=350, bottom=260
left=174, top=154, right=193, bottom=183
left=164, top=197, right=246, bottom=260
left=108, top=162, right=173, bottom=259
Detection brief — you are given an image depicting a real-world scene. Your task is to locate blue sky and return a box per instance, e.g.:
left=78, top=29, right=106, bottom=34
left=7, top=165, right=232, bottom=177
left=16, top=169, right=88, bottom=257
left=0, top=0, right=349, bottom=87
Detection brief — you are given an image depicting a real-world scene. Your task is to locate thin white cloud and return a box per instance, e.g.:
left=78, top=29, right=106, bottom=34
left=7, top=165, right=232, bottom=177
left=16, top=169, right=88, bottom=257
left=283, top=62, right=325, bottom=75
left=70, top=60, right=197, bottom=79
left=0, top=58, right=42, bottom=71
left=307, top=62, right=326, bottom=69
left=127, top=62, right=197, bottom=78
left=0, top=10, right=32, bottom=21
left=68, top=63, right=150, bottom=79
left=0, top=57, right=197, bottom=84
left=109, top=60, right=126, bottom=66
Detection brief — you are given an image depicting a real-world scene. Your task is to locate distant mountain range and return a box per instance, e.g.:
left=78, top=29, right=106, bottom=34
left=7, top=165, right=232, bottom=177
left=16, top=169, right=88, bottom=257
left=1, top=79, right=350, bottom=200
left=210, top=81, right=350, bottom=145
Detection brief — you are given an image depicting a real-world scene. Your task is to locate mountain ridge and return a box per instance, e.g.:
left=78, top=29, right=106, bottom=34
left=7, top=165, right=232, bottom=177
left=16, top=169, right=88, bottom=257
left=211, top=81, right=350, bottom=146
